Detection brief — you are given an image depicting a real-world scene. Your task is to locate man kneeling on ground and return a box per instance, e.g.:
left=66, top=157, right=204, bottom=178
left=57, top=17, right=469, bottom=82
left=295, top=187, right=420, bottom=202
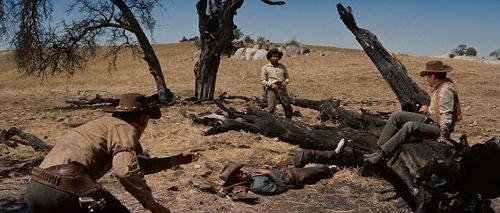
left=26, top=93, right=199, bottom=213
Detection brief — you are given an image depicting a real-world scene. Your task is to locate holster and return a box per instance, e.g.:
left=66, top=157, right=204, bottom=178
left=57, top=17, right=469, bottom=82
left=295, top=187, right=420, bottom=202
left=30, top=162, right=100, bottom=197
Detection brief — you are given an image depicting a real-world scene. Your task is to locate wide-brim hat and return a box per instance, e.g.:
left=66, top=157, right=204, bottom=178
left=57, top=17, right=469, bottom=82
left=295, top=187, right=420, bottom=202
left=420, top=60, right=453, bottom=77
left=103, top=93, right=161, bottom=119
left=266, top=48, right=283, bottom=60
left=219, top=162, right=244, bottom=186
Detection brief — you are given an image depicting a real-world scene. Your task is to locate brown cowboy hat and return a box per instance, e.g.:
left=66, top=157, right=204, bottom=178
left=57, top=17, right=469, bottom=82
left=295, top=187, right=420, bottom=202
left=103, top=93, right=161, bottom=119
left=419, top=60, right=453, bottom=77
left=266, top=48, right=283, bottom=60
left=219, top=162, right=244, bottom=186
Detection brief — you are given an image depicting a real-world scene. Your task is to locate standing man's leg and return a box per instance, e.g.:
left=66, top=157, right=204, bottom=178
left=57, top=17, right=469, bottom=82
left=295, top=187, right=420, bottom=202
left=277, top=87, right=293, bottom=119
left=377, top=111, right=427, bottom=147
left=267, top=90, right=278, bottom=114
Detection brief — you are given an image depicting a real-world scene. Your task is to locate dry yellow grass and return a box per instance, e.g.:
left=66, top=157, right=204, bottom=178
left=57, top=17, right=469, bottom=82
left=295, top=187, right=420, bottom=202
left=1, top=43, right=499, bottom=212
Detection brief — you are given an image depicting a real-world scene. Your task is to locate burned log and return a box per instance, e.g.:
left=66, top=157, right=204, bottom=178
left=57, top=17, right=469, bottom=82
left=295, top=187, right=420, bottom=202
left=292, top=98, right=386, bottom=131
left=66, top=94, right=119, bottom=106
left=192, top=105, right=379, bottom=166
left=0, top=127, right=51, bottom=152
left=336, top=3, right=429, bottom=112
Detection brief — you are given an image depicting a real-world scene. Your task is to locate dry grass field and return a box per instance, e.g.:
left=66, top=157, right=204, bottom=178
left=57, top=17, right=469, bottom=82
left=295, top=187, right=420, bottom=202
left=1, top=42, right=499, bottom=212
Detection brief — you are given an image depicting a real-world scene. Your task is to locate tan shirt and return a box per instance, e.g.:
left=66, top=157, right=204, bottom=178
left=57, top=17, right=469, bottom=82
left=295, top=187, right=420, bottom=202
left=40, top=116, right=156, bottom=209
left=428, top=79, right=460, bottom=127
left=261, top=63, right=290, bottom=86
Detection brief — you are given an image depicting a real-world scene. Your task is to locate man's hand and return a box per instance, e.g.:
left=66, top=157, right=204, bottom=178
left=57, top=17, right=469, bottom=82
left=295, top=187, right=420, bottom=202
left=255, top=168, right=272, bottom=176
left=437, top=124, right=452, bottom=145
left=178, top=149, right=200, bottom=164
left=419, top=105, right=429, bottom=114
left=271, top=83, right=279, bottom=90
left=281, top=80, right=288, bottom=87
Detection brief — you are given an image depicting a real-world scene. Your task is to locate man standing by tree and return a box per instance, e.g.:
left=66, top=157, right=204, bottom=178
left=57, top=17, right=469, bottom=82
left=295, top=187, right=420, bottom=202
left=363, top=60, right=462, bottom=166
left=25, top=93, right=199, bottom=212
left=261, top=48, right=294, bottom=119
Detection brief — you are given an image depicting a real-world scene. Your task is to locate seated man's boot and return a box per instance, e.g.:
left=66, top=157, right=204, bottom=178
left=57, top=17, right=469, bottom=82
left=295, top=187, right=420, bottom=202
left=363, top=150, right=388, bottom=166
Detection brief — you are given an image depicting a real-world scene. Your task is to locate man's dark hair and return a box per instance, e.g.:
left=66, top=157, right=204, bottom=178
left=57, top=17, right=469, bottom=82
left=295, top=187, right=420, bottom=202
left=112, top=111, right=147, bottom=124
left=433, top=72, right=447, bottom=80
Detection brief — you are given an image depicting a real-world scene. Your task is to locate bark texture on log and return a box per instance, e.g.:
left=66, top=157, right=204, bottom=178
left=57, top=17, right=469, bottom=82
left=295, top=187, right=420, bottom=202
left=193, top=105, right=379, bottom=166
left=66, top=94, right=119, bottom=106
left=0, top=127, right=52, bottom=152
left=194, top=0, right=244, bottom=100
left=336, top=3, right=429, bottom=112
left=292, top=98, right=386, bottom=131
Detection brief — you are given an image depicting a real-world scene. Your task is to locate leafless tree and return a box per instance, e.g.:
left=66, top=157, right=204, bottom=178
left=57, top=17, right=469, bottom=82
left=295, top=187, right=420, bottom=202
left=0, top=0, right=174, bottom=103
left=194, top=0, right=285, bottom=100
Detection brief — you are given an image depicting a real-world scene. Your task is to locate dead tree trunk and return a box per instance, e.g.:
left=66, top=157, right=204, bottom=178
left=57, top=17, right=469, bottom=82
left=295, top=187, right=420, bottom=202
left=194, top=0, right=244, bottom=100
left=192, top=105, right=379, bottom=166
left=111, top=0, right=174, bottom=104
left=336, top=3, right=429, bottom=112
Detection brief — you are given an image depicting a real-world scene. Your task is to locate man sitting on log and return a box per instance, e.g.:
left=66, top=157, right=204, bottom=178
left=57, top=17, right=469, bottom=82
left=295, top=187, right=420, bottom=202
left=25, top=93, right=199, bottom=213
left=261, top=48, right=294, bottom=119
left=363, top=60, right=461, bottom=166
left=210, top=139, right=346, bottom=198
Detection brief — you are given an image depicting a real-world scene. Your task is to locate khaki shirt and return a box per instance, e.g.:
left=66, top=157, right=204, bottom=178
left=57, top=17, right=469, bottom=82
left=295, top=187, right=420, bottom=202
left=261, top=63, right=290, bottom=86
left=428, top=79, right=460, bottom=127
left=40, top=116, right=156, bottom=209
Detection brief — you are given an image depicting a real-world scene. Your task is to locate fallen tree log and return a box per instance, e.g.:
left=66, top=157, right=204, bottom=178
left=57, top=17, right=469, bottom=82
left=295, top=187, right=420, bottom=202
left=336, top=3, right=429, bottom=112
left=0, top=127, right=52, bottom=152
left=66, top=94, right=119, bottom=106
left=292, top=98, right=386, bottom=131
left=192, top=105, right=379, bottom=166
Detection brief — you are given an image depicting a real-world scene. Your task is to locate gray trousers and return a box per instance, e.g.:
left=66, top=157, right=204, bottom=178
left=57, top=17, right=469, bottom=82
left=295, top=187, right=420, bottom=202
left=267, top=87, right=293, bottom=119
left=378, top=111, right=440, bottom=155
left=26, top=180, right=130, bottom=213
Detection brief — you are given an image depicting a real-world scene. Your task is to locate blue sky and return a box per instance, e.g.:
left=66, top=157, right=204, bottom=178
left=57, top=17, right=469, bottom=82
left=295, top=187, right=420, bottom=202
left=8, top=0, right=500, bottom=57
left=155, top=0, right=500, bottom=57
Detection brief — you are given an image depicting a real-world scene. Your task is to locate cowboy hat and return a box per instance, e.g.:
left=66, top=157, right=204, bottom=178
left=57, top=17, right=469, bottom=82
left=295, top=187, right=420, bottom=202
left=419, top=60, right=453, bottom=77
left=219, top=162, right=244, bottom=186
left=266, top=48, right=283, bottom=60
left=103, top=93, right=161, bottom=119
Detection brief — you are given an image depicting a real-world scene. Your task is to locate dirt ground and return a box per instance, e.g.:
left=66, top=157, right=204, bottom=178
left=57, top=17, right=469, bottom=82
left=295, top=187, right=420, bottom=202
left=1, top=43, right=499, bottom=212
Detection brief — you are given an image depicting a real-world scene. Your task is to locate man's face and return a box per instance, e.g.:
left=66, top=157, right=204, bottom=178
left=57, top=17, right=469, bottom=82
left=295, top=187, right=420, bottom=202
left=270, top=53, right=280, bottom=64
left=236, top=170, right=248, bottom=182
left=425, top=74, right=438, bottom=87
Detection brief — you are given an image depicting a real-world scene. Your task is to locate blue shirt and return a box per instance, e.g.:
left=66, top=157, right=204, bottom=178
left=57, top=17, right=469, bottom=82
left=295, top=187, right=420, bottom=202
left=249, top=167, right=288, bottom=195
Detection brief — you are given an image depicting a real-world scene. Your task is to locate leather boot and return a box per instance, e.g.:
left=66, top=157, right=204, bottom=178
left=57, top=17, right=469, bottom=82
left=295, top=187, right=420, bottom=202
left=363, top=150, right=387, bottom=166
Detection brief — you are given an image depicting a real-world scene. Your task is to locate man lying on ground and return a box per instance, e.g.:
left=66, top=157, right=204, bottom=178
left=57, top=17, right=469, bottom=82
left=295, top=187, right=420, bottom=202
left=210, top=139, right=347, bottom=198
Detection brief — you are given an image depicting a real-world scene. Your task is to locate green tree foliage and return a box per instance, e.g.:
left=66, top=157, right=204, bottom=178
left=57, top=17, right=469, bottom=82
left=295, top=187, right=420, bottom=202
left=489, top=49, right=500, bottom=60
left=452, top=44, right=478, bottom=56
left=233, top=28, right=243, bottom=40
left=285, top=38, right=300, bottom=47
left=243, top=35, right=254, bottom=44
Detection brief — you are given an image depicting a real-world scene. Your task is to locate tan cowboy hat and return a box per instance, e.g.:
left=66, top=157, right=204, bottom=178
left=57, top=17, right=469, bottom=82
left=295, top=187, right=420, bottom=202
left=266, top=48, right=283, bottom=60
left=219, top=162, right=244, bottom=186
left=419, top=60, right=453, bottom=77
left=103, top=93, right=161, bottom=119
